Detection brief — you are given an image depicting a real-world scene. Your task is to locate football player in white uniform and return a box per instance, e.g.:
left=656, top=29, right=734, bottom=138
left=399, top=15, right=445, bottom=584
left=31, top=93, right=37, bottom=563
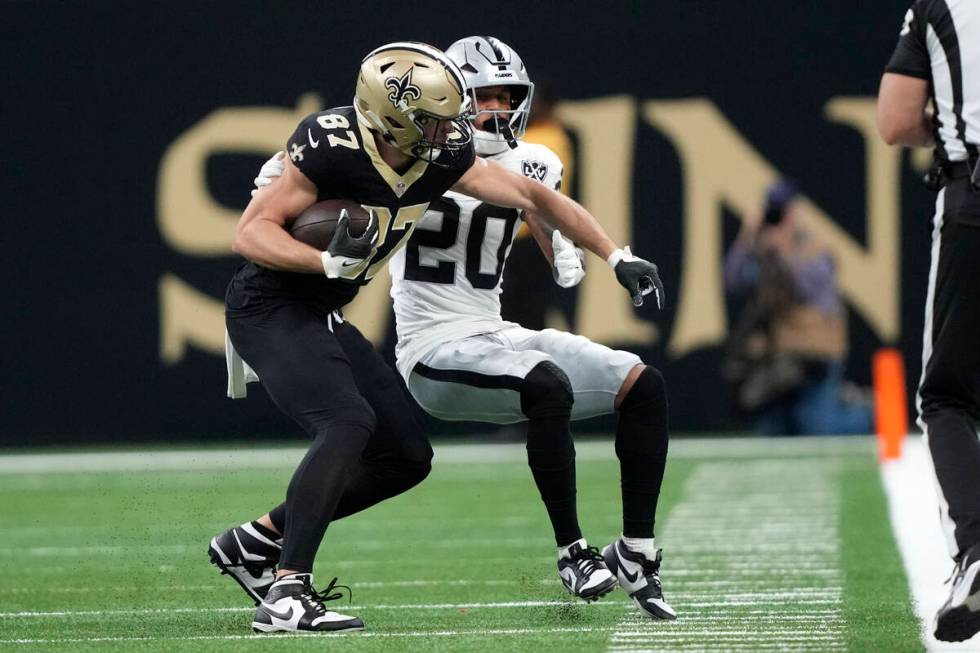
left=251, top=36, right=674, bottom=620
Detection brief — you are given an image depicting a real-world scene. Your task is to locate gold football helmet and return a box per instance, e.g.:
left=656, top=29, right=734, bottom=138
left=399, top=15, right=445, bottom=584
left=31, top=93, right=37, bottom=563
left=355, top=42, right=472, bottom=166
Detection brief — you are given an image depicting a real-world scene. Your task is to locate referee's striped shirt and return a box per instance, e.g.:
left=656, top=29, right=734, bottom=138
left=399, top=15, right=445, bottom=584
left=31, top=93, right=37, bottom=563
left=886, top=0, right=979, bottom=162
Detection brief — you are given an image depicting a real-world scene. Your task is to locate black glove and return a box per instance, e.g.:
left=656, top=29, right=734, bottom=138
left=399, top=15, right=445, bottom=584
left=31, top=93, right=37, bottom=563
left=320, top=210, right=380, bottom=279
left=611, top=247, right=666, bottom=309
left=327, top=210, right=379, bottom=259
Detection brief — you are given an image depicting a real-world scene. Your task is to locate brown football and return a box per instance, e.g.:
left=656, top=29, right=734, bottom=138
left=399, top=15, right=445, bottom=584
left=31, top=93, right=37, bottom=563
left=288, top=200, right=371, bottom=250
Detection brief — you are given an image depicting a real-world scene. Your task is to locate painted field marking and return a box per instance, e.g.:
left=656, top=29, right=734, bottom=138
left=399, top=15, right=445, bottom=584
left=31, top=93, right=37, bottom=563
left=0, top=437, right=872, bottom=475
left=1, top=625, right=615, bottom=645
left=606, top=458, right=844, bottom=652
left=0, top=600, right=621, bottom=619
left=881, top=435, right=980, bottom=651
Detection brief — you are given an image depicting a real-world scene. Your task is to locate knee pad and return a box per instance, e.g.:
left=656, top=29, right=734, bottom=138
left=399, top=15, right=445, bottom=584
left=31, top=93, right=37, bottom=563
left=619, top=366, right=667, bottom=416
left=520, top=361, right=574, bottom=420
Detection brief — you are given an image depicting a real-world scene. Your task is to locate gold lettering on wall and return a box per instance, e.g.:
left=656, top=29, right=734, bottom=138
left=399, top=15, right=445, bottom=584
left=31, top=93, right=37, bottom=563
left=820, top=98, right=900, bottom=343
left=158, top=94, right=322, bottom=254
left=645, top=97, right=899, bottom=357
left=159, top=274, right=226, bottom=363
left=556, top=96, right=658, bottom=346
left=157, top=95, right=321, bottom=363
left=158, top=94, right=901, bottom=366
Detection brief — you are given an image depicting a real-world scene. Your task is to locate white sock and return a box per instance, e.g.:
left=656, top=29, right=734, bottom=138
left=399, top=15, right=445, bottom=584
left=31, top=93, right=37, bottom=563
left=622, top=535, right=656, bottom=560
left=558, top=537, right=587, bottom=559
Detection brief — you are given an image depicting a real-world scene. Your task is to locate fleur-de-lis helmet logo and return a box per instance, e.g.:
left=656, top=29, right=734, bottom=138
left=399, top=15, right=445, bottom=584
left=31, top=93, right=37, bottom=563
left=385, top=68, right=422, bottom=111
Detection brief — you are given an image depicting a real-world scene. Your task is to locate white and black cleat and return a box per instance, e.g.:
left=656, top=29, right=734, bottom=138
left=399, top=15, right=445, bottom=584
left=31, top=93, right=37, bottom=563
left=557, top=539, right=618, bottom=602
left=252, top=573, right=364, bottom=633
left=935, top=542, right=980, bottom=642
left=602, top=538, right=677, bottom=620
left=208, top=522, right=281, bottom=605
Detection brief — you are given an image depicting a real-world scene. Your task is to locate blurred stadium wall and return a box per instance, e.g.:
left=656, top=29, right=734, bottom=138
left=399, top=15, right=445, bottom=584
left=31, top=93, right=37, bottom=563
left=3, top=1, right=931, bottom=443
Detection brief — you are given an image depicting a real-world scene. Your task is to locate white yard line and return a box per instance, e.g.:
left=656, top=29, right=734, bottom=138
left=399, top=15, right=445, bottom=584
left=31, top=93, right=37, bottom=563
left=607, top=459, right=844, bottom=652
left=0, top=437, right=871, bottom=475
left=881, top=435, right=980, bottom=651
left=1, top=600, right=622, bottom=619
left=0, top=603, right=848, bottom=620
left=0, top=625, right=616, bottom=645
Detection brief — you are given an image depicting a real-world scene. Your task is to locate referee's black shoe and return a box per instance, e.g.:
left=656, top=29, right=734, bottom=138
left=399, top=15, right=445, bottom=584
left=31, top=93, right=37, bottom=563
left=935, top=542, right=980, bottom=642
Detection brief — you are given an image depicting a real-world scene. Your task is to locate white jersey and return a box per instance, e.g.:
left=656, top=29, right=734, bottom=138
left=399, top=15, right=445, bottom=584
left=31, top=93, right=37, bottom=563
left=389, top=141, right=564, bottom=382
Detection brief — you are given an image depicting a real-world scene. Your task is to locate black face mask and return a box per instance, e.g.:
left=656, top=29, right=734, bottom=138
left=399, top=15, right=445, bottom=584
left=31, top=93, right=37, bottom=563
left=411, top=114, right=473, bottom=167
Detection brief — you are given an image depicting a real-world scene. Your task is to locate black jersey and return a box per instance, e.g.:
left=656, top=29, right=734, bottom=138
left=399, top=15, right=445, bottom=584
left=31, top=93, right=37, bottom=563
left=231, top=105, right=476, bottom=310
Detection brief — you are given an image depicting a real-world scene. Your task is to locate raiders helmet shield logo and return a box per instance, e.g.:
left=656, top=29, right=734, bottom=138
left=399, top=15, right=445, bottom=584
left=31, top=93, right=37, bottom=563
left=522, top=160, right=548, bottom=182
left=386, top=68, right=422, bottom=110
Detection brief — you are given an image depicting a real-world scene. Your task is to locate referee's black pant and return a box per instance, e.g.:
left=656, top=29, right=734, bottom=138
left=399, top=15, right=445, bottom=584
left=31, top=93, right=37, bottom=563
left=919, top=175, right=980, bottom=560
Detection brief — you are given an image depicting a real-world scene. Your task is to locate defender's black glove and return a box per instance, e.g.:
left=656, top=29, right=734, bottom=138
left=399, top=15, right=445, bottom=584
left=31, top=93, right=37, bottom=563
left=320, top=210, right=379, bottom=279
left=610, top=247, right=666, bottom=309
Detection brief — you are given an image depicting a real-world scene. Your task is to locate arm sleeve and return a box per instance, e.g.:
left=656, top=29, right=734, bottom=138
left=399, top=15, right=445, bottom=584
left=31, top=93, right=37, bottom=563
left=885, top=2, right=932, bottom=79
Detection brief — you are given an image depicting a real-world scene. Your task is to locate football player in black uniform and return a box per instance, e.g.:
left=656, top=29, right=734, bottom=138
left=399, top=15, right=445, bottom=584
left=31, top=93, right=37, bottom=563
left=208, top=41, right=665, bottom=634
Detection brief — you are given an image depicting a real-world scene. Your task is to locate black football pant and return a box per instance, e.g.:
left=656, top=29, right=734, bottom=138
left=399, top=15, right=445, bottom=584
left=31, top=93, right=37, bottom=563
left=226, top=298, right=432, bottom=573
left=919, top=178, right=980, bottom=560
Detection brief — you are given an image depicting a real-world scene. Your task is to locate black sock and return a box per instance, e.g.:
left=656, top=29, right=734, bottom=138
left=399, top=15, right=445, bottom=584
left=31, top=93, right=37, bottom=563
left=278, top=423, right=372, bottom=573
left=522, top=362, right=581, bottom=547
left=616, top=366, right=669, bottom=539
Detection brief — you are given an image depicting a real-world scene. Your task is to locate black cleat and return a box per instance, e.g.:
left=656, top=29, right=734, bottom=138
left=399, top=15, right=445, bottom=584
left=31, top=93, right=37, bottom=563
left=208, top=522, right=280, bottom=605
left=252, top=574, right=364, bottom=633
left=557, top=540, right=618, bottom=602
left=602, top=538, right=677, bottom=620
left=935, top=542, right=980, bottom=642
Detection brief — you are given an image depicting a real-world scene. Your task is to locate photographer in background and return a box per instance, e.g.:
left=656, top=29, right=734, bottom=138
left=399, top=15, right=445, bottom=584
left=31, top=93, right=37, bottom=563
left=722, top=179, right=873, bottom=436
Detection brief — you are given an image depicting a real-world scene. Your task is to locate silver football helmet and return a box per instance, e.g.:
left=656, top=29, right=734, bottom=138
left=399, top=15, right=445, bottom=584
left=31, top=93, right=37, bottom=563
left=445, top=36, right=534, bottom=156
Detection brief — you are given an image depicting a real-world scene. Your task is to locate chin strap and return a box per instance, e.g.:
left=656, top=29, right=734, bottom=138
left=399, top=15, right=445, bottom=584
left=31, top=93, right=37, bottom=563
left=499, top=123, right=518, bottom=149
left=477, top=113, right=519, bottom=149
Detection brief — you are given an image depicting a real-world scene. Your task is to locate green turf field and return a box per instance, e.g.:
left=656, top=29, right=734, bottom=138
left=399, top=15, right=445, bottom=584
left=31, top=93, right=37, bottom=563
left=0, top=438, right=919, bottom=652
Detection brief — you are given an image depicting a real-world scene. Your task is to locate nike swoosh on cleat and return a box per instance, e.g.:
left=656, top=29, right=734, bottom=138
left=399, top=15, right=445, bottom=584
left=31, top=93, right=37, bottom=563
left=233, top=531, right=268, bottom=563
left=559, top=567, right=578, bottom=592
left=263, top=606, right=293, bottom=621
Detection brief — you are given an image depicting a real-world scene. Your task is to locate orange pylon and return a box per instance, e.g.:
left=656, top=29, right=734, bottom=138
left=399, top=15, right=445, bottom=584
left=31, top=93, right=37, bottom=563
left=873, top=348, right=908, bottom=460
